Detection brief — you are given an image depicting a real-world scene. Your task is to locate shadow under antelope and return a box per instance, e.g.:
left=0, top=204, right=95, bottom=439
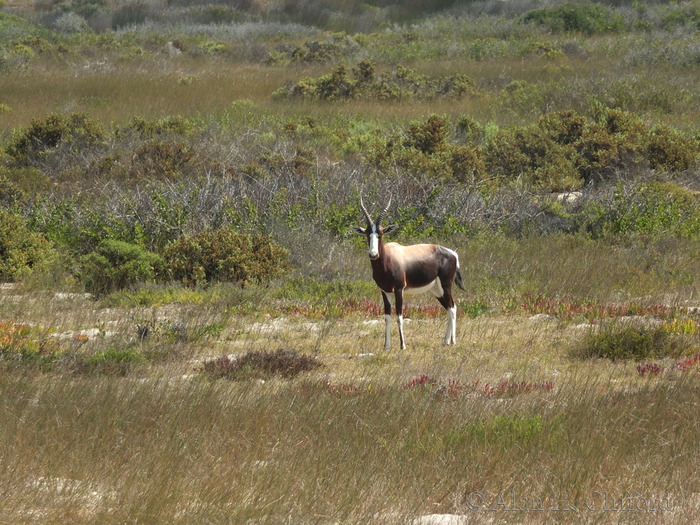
left=352, top=198, right=465, bottom=350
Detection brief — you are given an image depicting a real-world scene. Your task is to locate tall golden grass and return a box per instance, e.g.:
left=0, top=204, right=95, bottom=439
left=1, top=368, right=698, bottom=523
left=1, top=234, right=700, bottom=522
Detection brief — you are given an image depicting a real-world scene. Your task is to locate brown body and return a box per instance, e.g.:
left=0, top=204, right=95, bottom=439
left=372, top=243, right=459, bottom=296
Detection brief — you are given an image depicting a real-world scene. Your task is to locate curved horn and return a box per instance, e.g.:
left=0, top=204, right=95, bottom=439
left=360, top=196, right=373, bottom=226
left=375, top=196, right=392, bottom=226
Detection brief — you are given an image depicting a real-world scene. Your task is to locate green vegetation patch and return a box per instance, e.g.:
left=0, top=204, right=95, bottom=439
left=273, top=61, right=477, bottom=102
left=77, top=347, right=149, bottom=376
left=7, top=113, right=105, bottom=167
left=80, top=239, right=163, bottom=296
left=0, top=322, right=62, bottom=367
left=0, top=208, right=55, bottom=282
left=0, top=12, right=35, bottom=42
left=164, top=229, right=290, bottom=287
left=586, top=181, right=700, bottom=238
left=521, top=2, right=625, bottom=35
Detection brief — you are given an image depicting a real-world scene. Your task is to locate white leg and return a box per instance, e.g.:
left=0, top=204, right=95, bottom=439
left=398, top=315, right=406, bottom=350
left=445, top=306, right=457, bottom=345
left=384, top=314, right=391, bottom=350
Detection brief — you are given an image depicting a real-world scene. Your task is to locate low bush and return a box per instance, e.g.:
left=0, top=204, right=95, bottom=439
left=111, top=1, right=149, bottom=29
left=0, top=208, right=55, bottom=282
left=269, top=36, right=352, bottom=64
left=164, top=229, right=290, bottom=287
left=647, top=125, right=699, bottom=173
left=0, top=322, right=62, bottom=368
left=130, top=140, right=197, bottom=179
left=123, top=115, right=201, bottom=139
left=521, top=2, right=624, bottom=35
left=404, top=114, right=449, bottom=155
left=485, top=117, right=583, bottom=190
left=585, top=181, right=700, bottom=238
left=573, top=321, right=689, bottom=361
left=484, top=109, right=697, bottom=189
left=273, top=61, right=477, bottom=102
left=80, top=239, right=163, bottom=296
left=365, top=113, right=490, bottom=183
left=200, top=349, right=322, bottom=381
left=276, top=276, right=376, bottom=301
left=7, top=112, right=104, bottom=166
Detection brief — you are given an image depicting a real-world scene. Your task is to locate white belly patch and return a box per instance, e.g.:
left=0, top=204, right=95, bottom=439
left=405, top=278, right=443, bottom=297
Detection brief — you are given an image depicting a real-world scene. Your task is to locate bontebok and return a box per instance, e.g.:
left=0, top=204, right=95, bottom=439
left=353, top=198, right=465, bottom=350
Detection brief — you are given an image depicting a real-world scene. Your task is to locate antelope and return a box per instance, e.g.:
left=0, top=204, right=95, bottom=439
left=352, top=198, right=465, bottom=350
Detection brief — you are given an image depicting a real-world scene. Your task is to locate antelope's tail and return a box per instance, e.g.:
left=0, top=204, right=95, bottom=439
left=455, top=266, right=466, bottom=292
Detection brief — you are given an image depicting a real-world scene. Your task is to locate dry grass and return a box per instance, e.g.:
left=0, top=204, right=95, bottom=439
left=1, top=342, right=699, bottom=523
left=0, top=61, right=297, bottom=129
left=2, top=267, right=700, bottom=523
left=4, top=49, right=700, bottom=133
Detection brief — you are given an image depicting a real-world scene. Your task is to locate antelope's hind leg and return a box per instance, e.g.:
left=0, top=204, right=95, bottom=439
left=437, top=291, right=457, bottom=346
left=446, top=303, right=456, bottom=345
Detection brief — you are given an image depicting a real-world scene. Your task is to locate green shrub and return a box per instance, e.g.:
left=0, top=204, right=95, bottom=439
left=538, top=110, right=587, bottom=145
left=282, top=39, right=347, bottom=63
left=455, top=115, right=484, bottom=145
left=585, top=181, right=700, bottom=238
left=521, top=2, right=624, bottom=35
left=277, top=277, right=376, bottom=301
left=483, top=109, right=695, bottom=189
left=200, top=349, right=322, bottom=381
left=164, top=229, right=290, bottom=287
left=0, top=175, right=28, bottom=209
left=273, top=61, right=477, bottom=102
left=0, top=168, right=51, bottom=199
left=0, top=208, right=55, bottom=282
left=574, top=321, right=686, bottom=361
left=197, top=5, right=239, bottom=25
left=7, top=112, right=104, bottom=166
left=404, top=114, right=449, bottom=155
left=80, top=239, right=163, bottom=296
left=576, top=124, right=624, bottom=181
left=647, top=125, right=699, bottom=173
left=66, top=0, right=108, bottom=19
left=131, top=140, right=196, bottom=179
left=444, top=145, right=488, bottom=184
left=660, top=2, right=700, bottom=30
left=124, top=115, right=201, bottom=139
left=485, top=123, right=583, bottom=190
left=111, top=2, right=149, bottom=29
left=78, top=348, right=148, bottom=376
left=364, top=114, right=489, bottom=183
left=577, top=108, right=649, bottom=180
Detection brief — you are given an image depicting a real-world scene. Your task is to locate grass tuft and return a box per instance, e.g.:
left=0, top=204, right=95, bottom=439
left=75, top=347, right=149, bottom=377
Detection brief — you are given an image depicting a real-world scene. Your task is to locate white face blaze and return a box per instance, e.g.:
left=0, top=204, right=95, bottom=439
left=368, top=224, right=380, bottom=260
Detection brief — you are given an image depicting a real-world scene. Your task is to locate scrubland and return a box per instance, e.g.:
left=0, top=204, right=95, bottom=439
left=1, top=0, right=700, bottom=523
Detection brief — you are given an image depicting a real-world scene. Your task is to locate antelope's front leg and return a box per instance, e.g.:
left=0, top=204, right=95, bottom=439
left=381, top=291, right=392, bottom=350
left=438, top=293, right=457, bottom=346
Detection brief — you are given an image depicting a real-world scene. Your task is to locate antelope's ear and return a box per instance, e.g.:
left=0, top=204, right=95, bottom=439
left=382, top=224, right=398, bottom=235
left=351, top=226, right=367, bottom=235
